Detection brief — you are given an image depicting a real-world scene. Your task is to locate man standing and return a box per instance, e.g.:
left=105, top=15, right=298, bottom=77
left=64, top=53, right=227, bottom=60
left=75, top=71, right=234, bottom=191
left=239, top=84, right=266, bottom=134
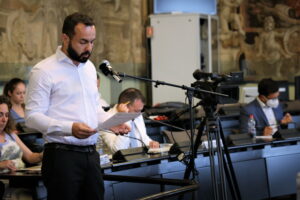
left=25, top=13, right=129, bottom=200
left=240, top=78, right=292, bottom=136
left=102, top=88, right=159, bottom=153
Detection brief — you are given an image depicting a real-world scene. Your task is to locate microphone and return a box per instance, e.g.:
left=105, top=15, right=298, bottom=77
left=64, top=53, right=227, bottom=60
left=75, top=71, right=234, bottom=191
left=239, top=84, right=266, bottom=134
left=111, top=132, right=149, bottom=162
left=125, top=134, right=149, bottom=152
left=98, top=127, right=149, bottom=155
left=99, top=60, right=122, bottom=83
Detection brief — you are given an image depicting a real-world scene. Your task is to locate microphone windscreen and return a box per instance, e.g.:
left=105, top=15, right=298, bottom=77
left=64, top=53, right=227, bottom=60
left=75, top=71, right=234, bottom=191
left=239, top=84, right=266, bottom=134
left=99, top=62, right=110, bottom=76
left=193, top=69, right=202, bottom=80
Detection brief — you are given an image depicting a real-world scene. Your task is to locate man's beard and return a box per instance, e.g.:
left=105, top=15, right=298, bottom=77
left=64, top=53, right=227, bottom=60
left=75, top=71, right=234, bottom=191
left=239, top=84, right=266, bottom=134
left=67, top=43, right=91, bottom=63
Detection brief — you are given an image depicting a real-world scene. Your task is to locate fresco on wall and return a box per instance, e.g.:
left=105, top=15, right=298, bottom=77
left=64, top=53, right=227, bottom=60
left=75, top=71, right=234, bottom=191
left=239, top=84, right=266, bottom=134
left=0, top=0, right=146, bottom=81
left=219, top=0, right=300, bottom=81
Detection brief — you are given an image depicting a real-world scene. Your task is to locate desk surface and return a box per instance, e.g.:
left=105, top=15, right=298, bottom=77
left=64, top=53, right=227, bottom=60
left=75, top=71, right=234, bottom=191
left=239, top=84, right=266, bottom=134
left=1, top=136, right=300, bottom=177
left=1, top=137, right=300, bottom=200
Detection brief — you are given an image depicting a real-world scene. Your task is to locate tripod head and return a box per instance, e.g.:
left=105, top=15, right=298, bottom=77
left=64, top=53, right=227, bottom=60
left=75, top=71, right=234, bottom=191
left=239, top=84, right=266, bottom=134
left=191, top=69, right=241, bottom=117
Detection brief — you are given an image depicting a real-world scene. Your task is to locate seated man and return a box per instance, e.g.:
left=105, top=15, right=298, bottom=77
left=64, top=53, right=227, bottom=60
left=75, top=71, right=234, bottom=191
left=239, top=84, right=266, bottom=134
left=102, top=88, right=159, bottom=153
left=240, top=78, right=292, bottom=136
left=96, top=72, right=110, bottom=109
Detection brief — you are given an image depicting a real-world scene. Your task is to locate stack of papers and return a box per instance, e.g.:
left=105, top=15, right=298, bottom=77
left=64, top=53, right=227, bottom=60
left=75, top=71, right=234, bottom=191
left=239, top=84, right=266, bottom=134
left=255, top=135, right=272, bottom=139
left=17, top=165, right=41, bottom=173
left=148, top=143, right=173, bottom=154
left=100, top=112, right=141, bottom=130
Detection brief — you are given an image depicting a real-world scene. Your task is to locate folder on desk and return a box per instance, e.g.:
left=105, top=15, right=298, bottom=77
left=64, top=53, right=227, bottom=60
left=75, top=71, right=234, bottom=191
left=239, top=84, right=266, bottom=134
left=228, top=134, right=253, bottom=146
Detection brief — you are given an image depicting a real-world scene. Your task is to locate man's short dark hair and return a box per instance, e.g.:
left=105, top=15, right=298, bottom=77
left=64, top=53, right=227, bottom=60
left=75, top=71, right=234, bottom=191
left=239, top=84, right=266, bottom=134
left=62, top=12, right=95, bottom=38
left=258, top=78, right=279, bottom=96
left=118, top=88, right=145, bottom=105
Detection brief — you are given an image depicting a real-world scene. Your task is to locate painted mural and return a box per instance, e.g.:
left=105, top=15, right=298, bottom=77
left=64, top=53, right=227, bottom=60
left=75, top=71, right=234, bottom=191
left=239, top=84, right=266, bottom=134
left=219, top=0, right=300, bottom=81
left=0, top=0, right=146, bottom=80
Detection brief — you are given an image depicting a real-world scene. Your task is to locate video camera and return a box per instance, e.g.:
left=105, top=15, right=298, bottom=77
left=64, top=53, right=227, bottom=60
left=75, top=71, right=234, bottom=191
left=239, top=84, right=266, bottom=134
left=191, top=69, right=243, bottom=106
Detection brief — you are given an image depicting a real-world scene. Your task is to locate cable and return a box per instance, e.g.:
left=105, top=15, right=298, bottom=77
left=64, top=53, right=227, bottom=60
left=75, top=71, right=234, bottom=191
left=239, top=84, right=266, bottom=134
left=144, top=116, right=186, bottom=131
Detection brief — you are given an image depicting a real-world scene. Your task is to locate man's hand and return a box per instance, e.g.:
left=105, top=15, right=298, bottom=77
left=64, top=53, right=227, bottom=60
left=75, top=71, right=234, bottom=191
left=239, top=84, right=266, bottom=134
left=117, top=102, right=129, bottom=113
left=281, top=113, right=293, bottom=124
left=72, top=122, right=97, bottom=139
left=110, top=123, right=130, bottom=135
left=149, top=141, right=160, bottom=149
left=263, top=126, right=273, bottom=136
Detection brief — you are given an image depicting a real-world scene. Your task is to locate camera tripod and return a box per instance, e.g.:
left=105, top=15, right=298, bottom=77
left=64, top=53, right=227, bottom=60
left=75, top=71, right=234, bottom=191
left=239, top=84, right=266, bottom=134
left=183, top=101, right=241, bottom=200
left=106, top=70, right=236, bottom=199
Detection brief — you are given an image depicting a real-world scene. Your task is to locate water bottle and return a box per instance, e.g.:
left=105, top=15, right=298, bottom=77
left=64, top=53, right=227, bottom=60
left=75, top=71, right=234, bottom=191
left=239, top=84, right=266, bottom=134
left=248, top=114, right=256, bottom=138
left=96, top=134, right=104, bottom=155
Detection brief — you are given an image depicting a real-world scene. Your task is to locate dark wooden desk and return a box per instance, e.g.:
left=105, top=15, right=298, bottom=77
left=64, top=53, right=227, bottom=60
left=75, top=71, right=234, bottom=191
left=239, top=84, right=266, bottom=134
left=103, top=137, right=300, bottom=200
left=1, top=137, right=300, bottom=200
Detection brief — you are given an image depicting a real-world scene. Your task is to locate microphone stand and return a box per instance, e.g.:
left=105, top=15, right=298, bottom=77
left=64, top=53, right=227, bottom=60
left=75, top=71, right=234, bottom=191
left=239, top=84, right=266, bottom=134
left=119, top=73, right=227, bottom=97
left=118, top=72, right=227, bottom=179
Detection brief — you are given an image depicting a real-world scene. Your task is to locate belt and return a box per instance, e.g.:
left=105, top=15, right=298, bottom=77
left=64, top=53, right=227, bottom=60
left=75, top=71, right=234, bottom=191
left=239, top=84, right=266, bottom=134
left=45, top=143, right=96, bottom=153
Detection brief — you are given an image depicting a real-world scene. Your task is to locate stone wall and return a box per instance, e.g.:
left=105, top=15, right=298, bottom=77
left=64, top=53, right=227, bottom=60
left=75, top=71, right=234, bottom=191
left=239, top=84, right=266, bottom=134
left=0, top=0, right=147, bottom=72
left=0, top=0, right=148, bottom=103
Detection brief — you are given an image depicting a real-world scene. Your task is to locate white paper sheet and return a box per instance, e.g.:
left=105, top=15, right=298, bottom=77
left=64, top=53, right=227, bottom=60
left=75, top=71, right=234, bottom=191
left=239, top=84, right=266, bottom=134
left=148, top=143, right=173, bottom=154
left=255, top=136, right=273, bottom=139
left=99, top=112, right=141, bottom=130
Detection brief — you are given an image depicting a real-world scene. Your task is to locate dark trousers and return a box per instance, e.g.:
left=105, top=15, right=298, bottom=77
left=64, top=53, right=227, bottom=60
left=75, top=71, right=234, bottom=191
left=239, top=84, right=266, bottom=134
left=0, top=181, right=4, bottom=199
left=42, top=144, right=104, bottom=200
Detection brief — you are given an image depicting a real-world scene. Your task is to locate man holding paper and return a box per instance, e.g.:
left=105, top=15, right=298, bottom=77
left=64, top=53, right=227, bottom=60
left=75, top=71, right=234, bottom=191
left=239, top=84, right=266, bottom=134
left=25, top=13, right=129, bottom=200
left=102, top=88, right=160, bottom=153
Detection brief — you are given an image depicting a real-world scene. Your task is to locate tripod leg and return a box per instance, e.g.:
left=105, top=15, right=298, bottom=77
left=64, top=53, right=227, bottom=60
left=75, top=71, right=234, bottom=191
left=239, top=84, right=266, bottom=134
left=218, top=118, right=242, bottom=200
left=208, top=130, right=219, bottom=200
left=215, top=124, right=228, bottom=200
left=184, top=118, right=206, bottom=180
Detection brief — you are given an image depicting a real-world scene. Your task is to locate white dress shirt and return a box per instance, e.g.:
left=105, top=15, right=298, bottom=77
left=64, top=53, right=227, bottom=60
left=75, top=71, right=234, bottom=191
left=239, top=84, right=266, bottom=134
left=101, top=105, right=152, bottom=154
left=25, top=46, right=111, bottom=145
left=256, top=97, right=278, bottom=134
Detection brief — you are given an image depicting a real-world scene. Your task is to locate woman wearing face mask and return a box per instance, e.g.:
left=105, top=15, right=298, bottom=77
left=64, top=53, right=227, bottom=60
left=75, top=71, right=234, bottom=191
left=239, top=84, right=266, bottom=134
left=240, top=78, right=293, bottom=136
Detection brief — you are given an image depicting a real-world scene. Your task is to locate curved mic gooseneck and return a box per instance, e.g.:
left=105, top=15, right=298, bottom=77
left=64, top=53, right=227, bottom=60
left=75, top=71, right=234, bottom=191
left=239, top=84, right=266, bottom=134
left=98, top=127, right=149, bottom=153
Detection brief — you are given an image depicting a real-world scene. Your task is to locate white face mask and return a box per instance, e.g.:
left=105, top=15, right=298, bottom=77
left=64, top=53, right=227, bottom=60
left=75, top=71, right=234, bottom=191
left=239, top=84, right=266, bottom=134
left=266, top=98, right=279, bottom=108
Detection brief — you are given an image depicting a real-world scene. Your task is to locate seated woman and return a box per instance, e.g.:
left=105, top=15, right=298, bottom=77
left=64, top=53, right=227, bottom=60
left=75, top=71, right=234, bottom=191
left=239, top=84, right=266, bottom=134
left=3, top=78, right=44, bottom=152
left=3, top=78, right=26, bottom=123
left=0, top=95, right=43, bottom=199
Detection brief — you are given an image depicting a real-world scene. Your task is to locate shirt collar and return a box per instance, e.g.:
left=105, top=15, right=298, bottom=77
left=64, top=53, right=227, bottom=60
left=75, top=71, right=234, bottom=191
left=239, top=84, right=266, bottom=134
left=55, top=46, right=86, bottom=68
left=256, top=96, right=268, bottom=108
